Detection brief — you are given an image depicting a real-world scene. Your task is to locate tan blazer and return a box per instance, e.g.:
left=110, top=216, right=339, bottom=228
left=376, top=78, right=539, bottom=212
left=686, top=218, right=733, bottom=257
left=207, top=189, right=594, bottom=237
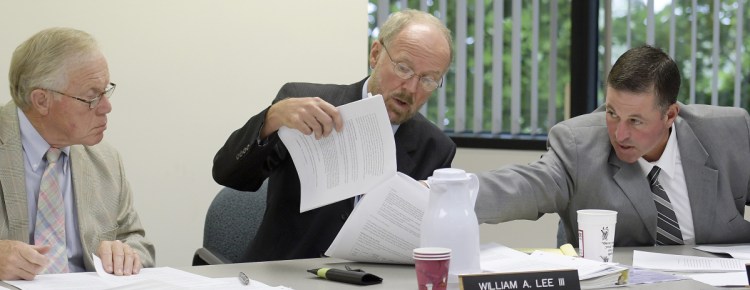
left=0, top=101, right=154, bottom=270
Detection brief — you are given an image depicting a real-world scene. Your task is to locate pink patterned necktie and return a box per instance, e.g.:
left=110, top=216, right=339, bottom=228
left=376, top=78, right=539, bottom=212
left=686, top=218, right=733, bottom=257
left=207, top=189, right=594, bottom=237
left=34, top=148, right=69, bottom=273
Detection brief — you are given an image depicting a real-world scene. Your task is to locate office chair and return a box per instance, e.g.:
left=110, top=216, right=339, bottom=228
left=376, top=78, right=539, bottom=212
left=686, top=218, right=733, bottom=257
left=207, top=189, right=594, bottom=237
left=192, top=179, right=268, bottom=265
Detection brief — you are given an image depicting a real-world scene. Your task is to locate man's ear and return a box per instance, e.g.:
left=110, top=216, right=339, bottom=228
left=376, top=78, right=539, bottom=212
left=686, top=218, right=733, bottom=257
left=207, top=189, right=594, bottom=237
left=29, top=89, right=52, bottom=116
left=665, top=103, right=679, bottom=125
left=369, top=41, right=381, bottom=69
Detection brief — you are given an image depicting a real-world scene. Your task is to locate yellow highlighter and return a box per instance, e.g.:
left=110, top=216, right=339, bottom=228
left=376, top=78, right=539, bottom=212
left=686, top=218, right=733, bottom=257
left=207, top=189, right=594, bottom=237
left=559, top=243, right=579, bottom=257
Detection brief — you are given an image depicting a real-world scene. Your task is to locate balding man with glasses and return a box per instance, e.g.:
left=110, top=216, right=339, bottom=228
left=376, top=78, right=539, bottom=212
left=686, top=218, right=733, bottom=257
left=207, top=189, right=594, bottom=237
left=0, top=28, right=154, bottom=280
left=213, top=9, right=456, bottom=262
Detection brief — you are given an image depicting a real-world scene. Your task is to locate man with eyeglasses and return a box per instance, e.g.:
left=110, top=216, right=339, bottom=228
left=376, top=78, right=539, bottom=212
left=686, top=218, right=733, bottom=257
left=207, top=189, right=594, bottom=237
left=213, top=9, right=456, bottom=262
left=0, top=28, right=154, bottom=280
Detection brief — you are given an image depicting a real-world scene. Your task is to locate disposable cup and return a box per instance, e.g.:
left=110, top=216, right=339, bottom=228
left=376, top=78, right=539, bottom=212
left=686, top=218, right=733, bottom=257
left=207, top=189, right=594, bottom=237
left=413, top=247, right=451, bottom=290
left=577, top=209, right=617, bottom=262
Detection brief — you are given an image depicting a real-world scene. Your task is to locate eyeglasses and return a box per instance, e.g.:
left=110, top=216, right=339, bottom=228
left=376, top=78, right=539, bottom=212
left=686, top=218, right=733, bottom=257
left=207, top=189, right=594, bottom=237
left=379, top=41, right=443, bottom=92
left=44, top=82, right=116, bottom=109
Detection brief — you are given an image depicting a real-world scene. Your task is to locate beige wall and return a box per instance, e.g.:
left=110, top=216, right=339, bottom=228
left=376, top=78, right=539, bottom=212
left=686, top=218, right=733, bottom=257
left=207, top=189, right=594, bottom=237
left=0, top=0, right=367, bottom=267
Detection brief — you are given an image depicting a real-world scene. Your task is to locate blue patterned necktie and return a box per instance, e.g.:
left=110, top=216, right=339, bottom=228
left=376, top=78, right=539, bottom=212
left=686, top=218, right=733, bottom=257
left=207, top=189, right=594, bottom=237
left=648, top=166, right=684, bottom=245
left=34, top=148, right=69, bottom=273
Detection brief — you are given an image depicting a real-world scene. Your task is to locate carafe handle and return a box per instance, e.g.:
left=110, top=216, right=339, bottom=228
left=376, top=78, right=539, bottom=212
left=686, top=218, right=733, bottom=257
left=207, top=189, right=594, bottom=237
left=468, top=173, right=479, bottom=205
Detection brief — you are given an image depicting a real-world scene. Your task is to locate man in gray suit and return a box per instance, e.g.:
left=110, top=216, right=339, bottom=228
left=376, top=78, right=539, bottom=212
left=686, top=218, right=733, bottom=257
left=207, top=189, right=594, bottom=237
left=213, top=9, right=456, bottom=262
left=0, top=28, right=154, bottom=280
left=475, top=45, right=750, bottom=246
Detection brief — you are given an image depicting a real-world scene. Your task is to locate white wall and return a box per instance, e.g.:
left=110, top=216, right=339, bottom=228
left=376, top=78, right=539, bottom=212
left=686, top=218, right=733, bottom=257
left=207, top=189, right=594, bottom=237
left=0, top=0, right=367, bottom=267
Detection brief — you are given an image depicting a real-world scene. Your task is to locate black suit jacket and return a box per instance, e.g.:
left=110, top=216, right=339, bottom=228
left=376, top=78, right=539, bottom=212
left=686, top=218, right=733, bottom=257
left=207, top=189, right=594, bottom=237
left=212, top=78, right=456, bottom=262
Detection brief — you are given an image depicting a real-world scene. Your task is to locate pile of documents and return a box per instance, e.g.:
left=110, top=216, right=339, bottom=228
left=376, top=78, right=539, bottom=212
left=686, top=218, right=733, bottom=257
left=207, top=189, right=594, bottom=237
left=632, top=249, right=749, bottom=287
left=480, top=243, right=629, bottom=289
left=3, top=254, right=293, bottom=290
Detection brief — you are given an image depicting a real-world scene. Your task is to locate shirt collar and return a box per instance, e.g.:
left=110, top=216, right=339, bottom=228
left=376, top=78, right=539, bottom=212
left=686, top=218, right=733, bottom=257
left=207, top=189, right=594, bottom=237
left=18, top=108, right=71, bottom=172
left=637, top=123, right=679, bottom=178
left=362, top=77, right=400, bottom=134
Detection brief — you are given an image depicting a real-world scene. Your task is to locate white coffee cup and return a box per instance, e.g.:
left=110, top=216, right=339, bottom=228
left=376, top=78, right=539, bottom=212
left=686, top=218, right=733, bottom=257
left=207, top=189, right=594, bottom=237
left=577, top=209, right=617, bottom=262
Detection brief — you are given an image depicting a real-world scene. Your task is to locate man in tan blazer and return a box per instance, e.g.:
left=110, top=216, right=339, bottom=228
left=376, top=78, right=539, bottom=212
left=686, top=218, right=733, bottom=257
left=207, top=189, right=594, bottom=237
left=0, top=28, right=154, bottom=280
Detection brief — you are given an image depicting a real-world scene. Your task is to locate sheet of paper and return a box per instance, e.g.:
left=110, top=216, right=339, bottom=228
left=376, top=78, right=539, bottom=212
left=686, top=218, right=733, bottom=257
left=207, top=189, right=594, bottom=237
left=5, top=268, right=223, bottom=290
left=5, top=268, right=291, bottom=290
left=626, top=268, right=687, bottom=285
left=479, top=242, right=530, bottom=263
left=632, top=250, right=745, bottom=272
left=324, top=172, right=427, bottom=264
left=278, top=95, right=396, bottom=212
left=694, top=245, right=750, bottom=260
left=683, top=271, right=749, bottom=287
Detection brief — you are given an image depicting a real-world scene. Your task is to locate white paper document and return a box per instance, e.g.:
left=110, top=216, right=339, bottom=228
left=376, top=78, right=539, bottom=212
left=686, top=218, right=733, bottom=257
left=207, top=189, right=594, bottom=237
left=683, top=271, right=749, bottom=287
left=4, top=254, right=292, bottom=290
left=479, top=244, right=628, bottom=289
left=694, top=245, right=750, bottom=260
left=325, top=172, right=428, bottom=264
left=278, top=95, right=396, bottom=212
left=632, top=250, right=745, bottom=272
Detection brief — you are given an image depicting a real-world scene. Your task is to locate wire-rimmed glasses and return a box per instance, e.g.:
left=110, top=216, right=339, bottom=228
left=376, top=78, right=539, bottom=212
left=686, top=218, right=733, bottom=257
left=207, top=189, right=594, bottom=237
left=379, top=41, right=443, bottom=92
left=44, top=82, right=116, bottom=109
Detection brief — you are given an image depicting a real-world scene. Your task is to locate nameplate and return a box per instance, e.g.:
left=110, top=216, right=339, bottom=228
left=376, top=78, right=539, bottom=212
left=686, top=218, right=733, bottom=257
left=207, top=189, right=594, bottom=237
left=459, top=269, right=580, bottom=290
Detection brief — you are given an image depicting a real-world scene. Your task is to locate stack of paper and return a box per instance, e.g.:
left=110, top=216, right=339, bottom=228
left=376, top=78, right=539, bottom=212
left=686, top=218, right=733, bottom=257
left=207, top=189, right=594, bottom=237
left=632, top=250, right=749, bottom=287
left=4, top=254, right=293, bottom=290
left=480, top=244, right=629, bottom=289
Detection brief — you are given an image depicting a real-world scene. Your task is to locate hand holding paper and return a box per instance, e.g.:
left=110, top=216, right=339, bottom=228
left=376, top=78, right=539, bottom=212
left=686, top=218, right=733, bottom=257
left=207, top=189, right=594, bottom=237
left=278, top=95, right=396, bottom=212
left=264, top=97, right=344, bottom=140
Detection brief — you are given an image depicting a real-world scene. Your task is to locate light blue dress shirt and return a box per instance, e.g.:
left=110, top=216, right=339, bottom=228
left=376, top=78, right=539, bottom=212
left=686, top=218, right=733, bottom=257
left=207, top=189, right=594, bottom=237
left=18, top=108, right=85, bottom=272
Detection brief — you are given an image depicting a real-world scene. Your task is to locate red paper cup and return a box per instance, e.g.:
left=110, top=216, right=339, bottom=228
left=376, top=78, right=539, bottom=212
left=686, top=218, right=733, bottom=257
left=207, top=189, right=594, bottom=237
left=413, top=247, right=451, bottom=290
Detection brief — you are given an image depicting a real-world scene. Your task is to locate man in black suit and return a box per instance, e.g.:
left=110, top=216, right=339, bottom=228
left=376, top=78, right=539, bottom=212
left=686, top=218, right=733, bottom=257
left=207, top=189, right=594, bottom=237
left=212, top=9, right=456, bottom=262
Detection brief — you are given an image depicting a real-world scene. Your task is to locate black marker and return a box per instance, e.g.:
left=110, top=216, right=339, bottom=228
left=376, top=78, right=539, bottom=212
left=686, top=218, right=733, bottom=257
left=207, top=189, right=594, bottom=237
left=307, top=267, right=383, bottom=285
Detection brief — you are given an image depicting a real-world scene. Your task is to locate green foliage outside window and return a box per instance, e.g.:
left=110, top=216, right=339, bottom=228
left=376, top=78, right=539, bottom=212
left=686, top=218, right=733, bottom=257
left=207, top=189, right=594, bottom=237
left=369, top=0, right=748, bottom=138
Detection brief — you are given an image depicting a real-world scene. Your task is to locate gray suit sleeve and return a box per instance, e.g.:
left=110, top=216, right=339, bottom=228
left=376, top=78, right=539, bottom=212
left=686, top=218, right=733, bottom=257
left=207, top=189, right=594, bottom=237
left=474, top=123, right=576, bottom=224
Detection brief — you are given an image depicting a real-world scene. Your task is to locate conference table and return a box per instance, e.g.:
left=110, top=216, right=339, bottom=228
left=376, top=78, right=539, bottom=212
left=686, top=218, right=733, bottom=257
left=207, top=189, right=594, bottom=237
left=179, top=245, right=746, bottom=289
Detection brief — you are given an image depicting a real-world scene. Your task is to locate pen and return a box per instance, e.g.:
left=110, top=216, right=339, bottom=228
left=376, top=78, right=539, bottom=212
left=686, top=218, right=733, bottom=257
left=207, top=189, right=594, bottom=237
left=239, top=271, right=250, bottom=286
left=307, top=267, right=383, bottom=285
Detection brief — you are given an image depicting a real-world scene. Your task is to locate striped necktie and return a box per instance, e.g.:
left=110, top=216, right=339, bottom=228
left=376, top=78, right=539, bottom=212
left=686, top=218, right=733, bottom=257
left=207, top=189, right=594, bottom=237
left=34, top=148, right=69, bottom=273
left=648, top=166, right=684, bottom=245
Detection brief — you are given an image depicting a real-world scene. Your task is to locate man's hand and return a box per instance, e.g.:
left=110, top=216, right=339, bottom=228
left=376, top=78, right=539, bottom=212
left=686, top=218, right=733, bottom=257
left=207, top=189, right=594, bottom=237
left=97, top=240, right=141, bottom=276
left=262, top=97, right=344, bottom=140
left=0, top=240, right=50, bottom=280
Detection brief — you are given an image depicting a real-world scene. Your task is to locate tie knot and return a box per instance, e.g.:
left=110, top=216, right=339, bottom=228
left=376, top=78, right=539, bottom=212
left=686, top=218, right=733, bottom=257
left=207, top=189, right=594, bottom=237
left=46, top=148, right=62, bottom=163
left=648, top=166, right=661, bottom=181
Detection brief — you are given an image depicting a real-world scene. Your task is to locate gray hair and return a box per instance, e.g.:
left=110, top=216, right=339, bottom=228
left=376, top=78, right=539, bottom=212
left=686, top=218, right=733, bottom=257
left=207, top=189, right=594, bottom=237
left=378, top=9, right=453, bottom=62
left=9, top=27, right=100, bottom=109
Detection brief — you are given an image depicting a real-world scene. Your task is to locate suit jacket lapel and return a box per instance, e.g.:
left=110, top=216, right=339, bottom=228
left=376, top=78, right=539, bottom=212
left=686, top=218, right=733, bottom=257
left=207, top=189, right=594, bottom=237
left=674, top=117, right=717, bottom=243
left=0, top=102, right=31, bottom=241
left=609, top=150, right=658, bottom=239
left=69, top=145, right=94, bottom=256
left=394, top=120, right=418, bottom=175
